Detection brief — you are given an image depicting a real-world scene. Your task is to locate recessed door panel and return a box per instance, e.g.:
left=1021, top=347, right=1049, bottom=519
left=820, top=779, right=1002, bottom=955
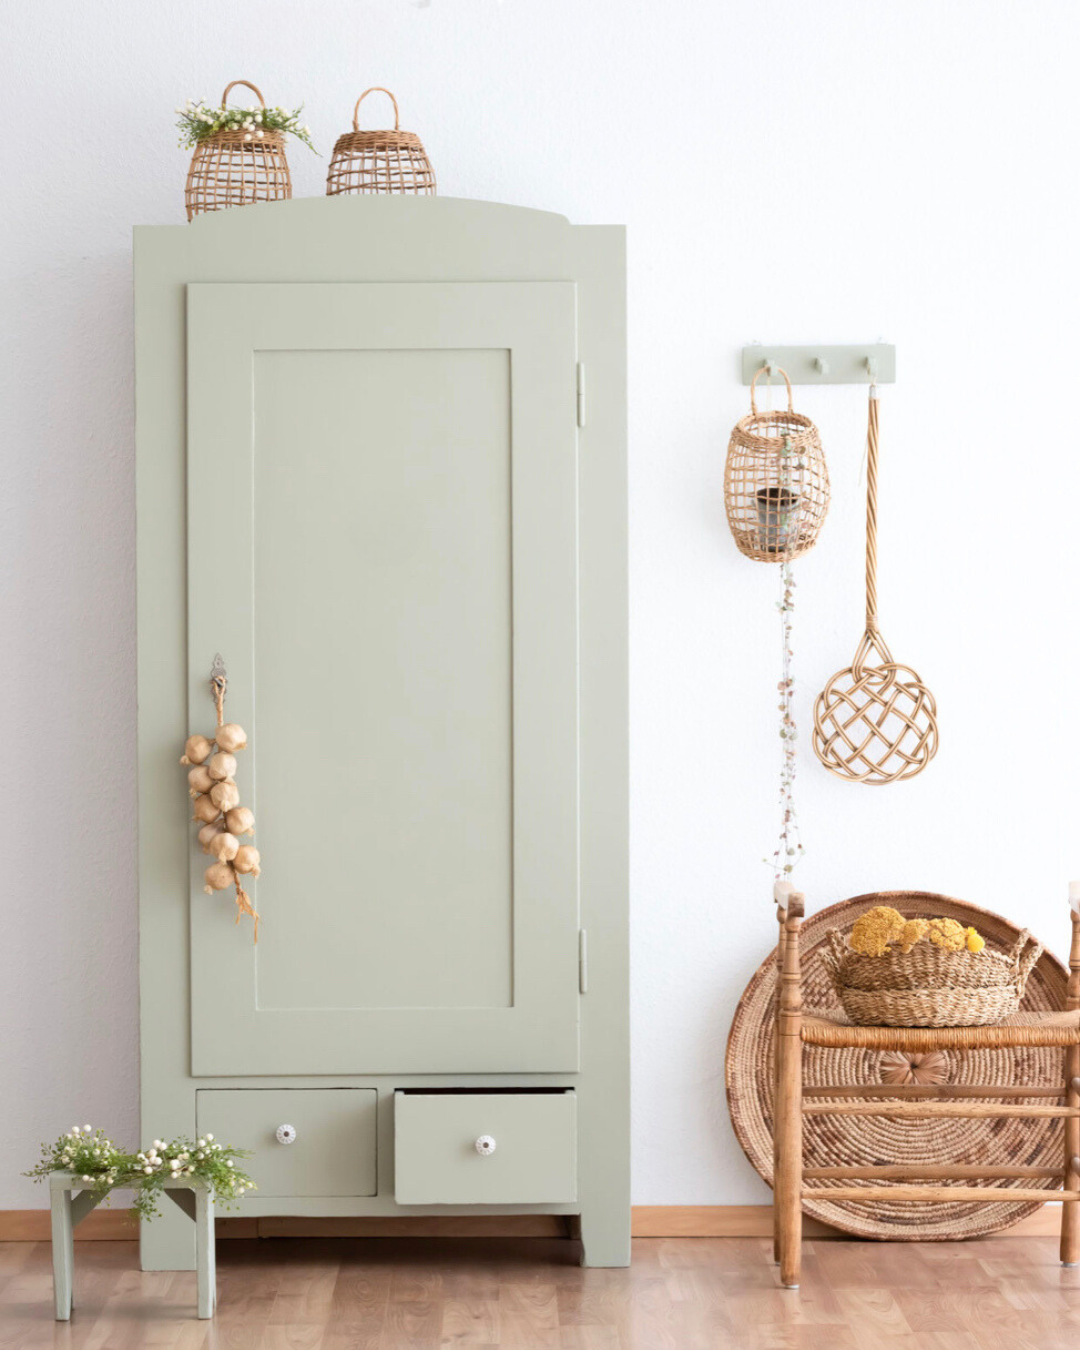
left=186, top=282, right=580, bottom=1075
left=253, top=348, right=513, bottom=1013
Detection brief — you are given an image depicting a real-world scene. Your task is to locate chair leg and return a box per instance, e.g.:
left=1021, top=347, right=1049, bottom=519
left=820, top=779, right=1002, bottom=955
left=775, top=897, right=804, bottom=1289
left=1063, top=1043, right=1079, bottom=1266
left=1063, top=908, right=1080, bottom=1266
left=775, top=1029, right=802, bottom=1287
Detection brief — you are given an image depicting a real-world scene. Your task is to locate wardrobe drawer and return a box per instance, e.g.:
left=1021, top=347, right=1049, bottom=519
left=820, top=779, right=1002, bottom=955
left=394, top=1091, right=576, bottom=1204
left=196, top=1089, right=377, bottom=1197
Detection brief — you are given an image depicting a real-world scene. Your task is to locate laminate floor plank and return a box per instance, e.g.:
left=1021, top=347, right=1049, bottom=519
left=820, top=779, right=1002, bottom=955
left=1, top=1236, right=1077, bottom=1348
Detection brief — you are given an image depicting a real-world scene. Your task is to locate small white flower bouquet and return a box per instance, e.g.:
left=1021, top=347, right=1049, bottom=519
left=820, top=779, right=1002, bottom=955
left=177, top=96, right=316, bottom=153
left=25, top=1125, right=256, bottom=1221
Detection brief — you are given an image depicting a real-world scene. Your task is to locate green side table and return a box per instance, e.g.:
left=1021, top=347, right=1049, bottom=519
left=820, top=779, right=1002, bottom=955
left=48, top=1171, right=216, bottom=1319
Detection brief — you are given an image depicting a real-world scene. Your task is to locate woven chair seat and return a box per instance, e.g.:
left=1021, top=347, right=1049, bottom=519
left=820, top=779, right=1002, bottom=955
left=802, top=1006, right=1080, bottom=1051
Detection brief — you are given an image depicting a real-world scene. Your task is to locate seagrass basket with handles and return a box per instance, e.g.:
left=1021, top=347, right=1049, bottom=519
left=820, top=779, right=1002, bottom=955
left=820, top=926, right=1043, bottom=1027
left=326, top=87, right=436, bottom=196
left=185, top=81, right=292, bottom=220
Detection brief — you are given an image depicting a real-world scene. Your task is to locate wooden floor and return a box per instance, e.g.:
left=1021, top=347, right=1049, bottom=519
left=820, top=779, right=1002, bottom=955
left=2, top=1235, right=1079, bottom=1349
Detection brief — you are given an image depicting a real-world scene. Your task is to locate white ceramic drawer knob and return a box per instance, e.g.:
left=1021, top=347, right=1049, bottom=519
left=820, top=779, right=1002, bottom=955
left=474, top=1134, right=497, bottom=1156
left=276, top=1123, right=297, bottom=1145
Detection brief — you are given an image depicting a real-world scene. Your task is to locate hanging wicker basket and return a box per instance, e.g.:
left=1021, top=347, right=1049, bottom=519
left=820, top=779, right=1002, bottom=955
left=820, top=926, right=1043, bottom=1027
left=326, top=87, right=436, bottom=197
left=185, top=81, right=292, bottom=221
left=724, top=367, right=829, bottom=562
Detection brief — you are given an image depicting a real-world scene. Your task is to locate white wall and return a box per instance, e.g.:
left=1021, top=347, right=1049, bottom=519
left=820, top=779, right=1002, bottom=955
left=4, top=0, right=1079, bottom=1208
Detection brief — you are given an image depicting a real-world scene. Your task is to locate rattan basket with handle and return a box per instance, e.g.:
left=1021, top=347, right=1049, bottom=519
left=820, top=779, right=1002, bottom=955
left=821, top=926, right=1043, bottom=1027
left=326, top=87, right=436, bottom=196
left=185, top=81, right=292, bottom=220
left=723, top=366, right=829, bottom=562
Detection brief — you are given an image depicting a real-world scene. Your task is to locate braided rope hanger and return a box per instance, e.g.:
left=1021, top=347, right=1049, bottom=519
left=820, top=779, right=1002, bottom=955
left=812, top=386, right=939, bottom=784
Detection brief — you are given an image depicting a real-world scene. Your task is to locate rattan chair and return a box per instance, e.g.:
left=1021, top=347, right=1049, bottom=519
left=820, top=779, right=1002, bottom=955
left=772, top=892, right=1080, bottom=1288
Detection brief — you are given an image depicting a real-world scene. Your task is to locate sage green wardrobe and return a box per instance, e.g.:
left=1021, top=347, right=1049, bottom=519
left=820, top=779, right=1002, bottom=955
left=135, top=196, right=628, bottom=1271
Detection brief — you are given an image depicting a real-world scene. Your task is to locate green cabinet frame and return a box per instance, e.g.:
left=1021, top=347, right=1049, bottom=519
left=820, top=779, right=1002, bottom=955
left=136, top=196, right=628, bottom=1272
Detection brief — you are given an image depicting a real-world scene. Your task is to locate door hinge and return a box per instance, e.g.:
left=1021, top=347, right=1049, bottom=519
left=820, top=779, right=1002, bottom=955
left=578, top=928, right=588, bottom=994
left=576, top=362, right=586, bottom=428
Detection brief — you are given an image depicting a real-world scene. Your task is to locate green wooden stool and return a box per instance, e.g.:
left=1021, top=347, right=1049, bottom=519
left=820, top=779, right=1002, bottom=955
left=49, top=1171, right=216, bottom=1319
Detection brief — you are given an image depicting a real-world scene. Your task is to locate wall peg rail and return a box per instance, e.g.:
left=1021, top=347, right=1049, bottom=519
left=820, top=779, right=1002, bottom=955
left=741, top=345, right=896, bottom=385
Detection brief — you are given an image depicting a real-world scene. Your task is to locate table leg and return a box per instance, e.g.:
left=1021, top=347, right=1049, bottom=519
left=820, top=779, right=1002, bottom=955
left=194, top=1188, right=216, bottom=1318
left=50, top=1187, right=74, bottom=1320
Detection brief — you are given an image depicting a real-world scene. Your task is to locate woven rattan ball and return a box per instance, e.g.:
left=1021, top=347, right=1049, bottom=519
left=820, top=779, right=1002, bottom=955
left=326, top=88, right=436, bottom=197
left=724, top=367, right=829, bottom=562
left=185, top=81, right=292, bottom=221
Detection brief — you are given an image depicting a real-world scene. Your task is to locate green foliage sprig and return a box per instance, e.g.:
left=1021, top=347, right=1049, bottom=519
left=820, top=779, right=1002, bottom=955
left=176, top=98, right=317, bottom=153
left=25, top=1125, right=256, bottom=1222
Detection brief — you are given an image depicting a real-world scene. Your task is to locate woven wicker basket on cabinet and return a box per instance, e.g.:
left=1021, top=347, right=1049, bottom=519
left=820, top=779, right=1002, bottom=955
left=326, top=88, right=436, bottom=196
left=185, top=81, right=292, bottom=220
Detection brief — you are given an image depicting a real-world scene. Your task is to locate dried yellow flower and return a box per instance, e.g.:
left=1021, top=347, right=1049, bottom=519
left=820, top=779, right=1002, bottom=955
left=898, top=919, right=929, bottom=953
left=850, top=906, right=907, bottom=957
left=965, top=926, right=985, bottom=954
left=928, top=917, right=967, bottom=952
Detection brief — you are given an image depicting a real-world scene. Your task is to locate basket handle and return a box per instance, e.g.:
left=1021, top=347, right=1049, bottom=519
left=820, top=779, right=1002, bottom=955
left=1011, top=929, right=1043, bottom=997
left=750, top=365, right=794, bottom=417
left=819, top=928, right=847, bottom=992
left=221, top=80, right=266, bottom=109
left=354, top=87, right=400, bottom=131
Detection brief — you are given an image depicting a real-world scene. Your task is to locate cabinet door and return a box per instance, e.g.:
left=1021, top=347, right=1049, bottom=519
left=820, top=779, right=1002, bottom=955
left=186, top=282, right=580, bottom=1075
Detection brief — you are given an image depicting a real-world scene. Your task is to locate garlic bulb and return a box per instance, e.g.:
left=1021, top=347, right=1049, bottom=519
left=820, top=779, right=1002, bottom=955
left=225, top=806, right=255, bottom=837
left=215, top=723, right=248, bottom=753
left=192, top=794, right=222, bottom=825
left=188, top=765, right=214, bottom=796
left=180, top=734, right=213, bottom=766
left=210, top=779, right=240, bottom=812
left=203, top=861, right=235, bottom=894
left=197, top=822, right=225, bottom=854
left=208, top=831, right=240, bottom=863
left=233, top=844, right=261, bottom=876
left=207, top=752, right=237, bottom=782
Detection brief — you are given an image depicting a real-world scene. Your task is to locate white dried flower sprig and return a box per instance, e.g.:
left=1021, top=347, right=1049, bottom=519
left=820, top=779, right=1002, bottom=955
left=25, top=1128, right=256, bottom=1222
left=176, top=97, right=317, bottom=153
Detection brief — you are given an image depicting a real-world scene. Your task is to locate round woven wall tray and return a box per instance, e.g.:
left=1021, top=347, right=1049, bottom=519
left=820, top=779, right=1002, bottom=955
left=725, top=891, right=1067, bottom=1241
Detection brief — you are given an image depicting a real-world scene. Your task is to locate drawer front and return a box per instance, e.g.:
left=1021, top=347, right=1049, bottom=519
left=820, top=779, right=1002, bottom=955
left=196, top=1088, right=377, bottom=1197
left=394, top=1091, right=576, bottom=1204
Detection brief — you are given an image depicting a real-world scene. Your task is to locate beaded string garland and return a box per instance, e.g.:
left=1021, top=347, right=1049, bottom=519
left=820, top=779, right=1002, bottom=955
left=771, top=487, right=804, bottom=881
left=724, top=368, right=821, bottom=883
left=180, top=661, right=260, bottom=939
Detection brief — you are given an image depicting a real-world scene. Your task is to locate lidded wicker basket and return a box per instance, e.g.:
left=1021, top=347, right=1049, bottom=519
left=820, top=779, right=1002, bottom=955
left=185, top=81, right=292, bottom=221
left=724, top=366, right=829, bottom=561
left=821, top=925, right=1043, bottom=1027
left=326, top=87, right=436, bottom=196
